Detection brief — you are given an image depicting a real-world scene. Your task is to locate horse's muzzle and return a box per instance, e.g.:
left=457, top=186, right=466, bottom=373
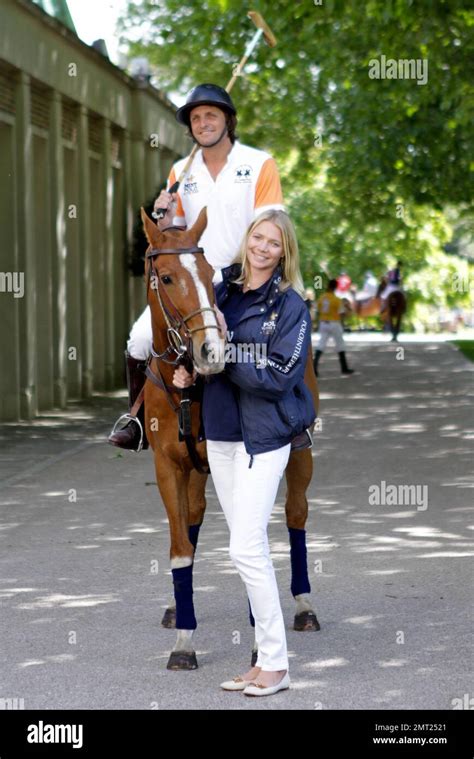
left=193, top=337, right=225, bottom=374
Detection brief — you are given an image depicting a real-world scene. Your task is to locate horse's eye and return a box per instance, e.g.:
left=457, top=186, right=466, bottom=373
left=161, top=275, right=172, bottom=285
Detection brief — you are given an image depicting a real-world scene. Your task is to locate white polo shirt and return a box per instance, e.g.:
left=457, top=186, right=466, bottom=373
left=166, top=141, right=284, bottom=270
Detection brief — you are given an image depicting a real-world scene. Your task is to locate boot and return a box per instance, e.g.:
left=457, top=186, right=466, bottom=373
left=338, top=351, right=354, bottom=375
left=108, top=352, right=149, bottom=450
left=313, top=349, right=322, bottom=376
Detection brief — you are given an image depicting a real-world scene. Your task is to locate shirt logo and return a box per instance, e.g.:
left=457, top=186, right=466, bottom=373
left=183, top=177, right=198, bottom=194
left=261, top=311, right=278, bottom=335
left=235, top=164, right=252, bottom=183
left=183, top=182, right=198, bottom=194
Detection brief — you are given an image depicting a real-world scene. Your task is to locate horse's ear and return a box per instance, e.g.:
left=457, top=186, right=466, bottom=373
left=188, top=207, right=207, bottom=242
left=141, top=207, right=159, bottom=244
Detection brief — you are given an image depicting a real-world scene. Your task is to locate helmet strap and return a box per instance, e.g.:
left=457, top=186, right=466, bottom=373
left=193, top=124, right=228, bottom=149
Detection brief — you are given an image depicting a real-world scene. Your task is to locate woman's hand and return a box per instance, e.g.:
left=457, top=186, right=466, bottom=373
left=172, top=365, right=197, bottom=389
left=214, top=306, right=227, bottom=338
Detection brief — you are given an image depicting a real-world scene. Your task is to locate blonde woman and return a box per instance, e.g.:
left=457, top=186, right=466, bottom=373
left=173, top=210, right=316, bottom=697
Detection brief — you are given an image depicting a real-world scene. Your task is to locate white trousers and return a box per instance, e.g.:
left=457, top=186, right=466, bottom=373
left=127, top=306, right=153, bottom=360
left=207, top=440, right=291, bottom=672
left=317, top=321, right=345, bottom=352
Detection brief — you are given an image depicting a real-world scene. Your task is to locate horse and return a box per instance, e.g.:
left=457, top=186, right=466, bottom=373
left=381, top=287, right=407, bottom=342
left=140, top=207, right=320, bottom=670
left=346, top=277, right=406, bottom=341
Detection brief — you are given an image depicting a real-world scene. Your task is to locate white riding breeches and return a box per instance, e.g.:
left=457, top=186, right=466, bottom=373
left=127, top=306, right=153, bottom=361
left=317, top=321, right=345, bottom=352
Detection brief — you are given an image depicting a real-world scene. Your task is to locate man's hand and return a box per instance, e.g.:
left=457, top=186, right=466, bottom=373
left=153, top=190, right=179, bottom=230
left=172, top=365, right=197, bottom=389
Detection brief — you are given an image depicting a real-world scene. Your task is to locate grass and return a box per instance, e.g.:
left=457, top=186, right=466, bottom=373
left=453, top=340, right=474, bottom=362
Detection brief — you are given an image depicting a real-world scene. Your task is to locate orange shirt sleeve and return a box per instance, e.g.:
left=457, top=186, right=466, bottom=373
left=166, top=167, right=185, bottom=220
left=254, top=158, right=284, bottom=210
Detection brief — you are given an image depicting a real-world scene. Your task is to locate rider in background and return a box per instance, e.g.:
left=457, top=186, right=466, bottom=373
left=388, top=261, right=403, bottom=286
left=313, top=279, right=354, bottom=377
left=356, top=270, right=379, bottom=300
left=335, top=271, right=352, bottom=299
left=380, top=260, right=404, bottom=308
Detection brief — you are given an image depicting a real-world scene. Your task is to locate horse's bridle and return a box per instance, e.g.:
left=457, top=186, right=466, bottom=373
left=142, top=230, right=221, bottom=473
left=145, top=229, right=219, bottom=369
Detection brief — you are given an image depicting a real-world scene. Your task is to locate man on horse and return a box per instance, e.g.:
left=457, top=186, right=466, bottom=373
left=108, top=83, right=285, bottom=450
left=355, top=270, right=379, bottom=301
left=379, top=260, right=404, bottom=310
left=335, top=271, right=352, bottom=299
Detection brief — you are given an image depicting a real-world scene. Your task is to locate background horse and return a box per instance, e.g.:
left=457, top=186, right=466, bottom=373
left=347, top=277, right=406, bottom=340
left=383, top=290, right=407, bottom=341
left=141, top=209, right=320, bottom=670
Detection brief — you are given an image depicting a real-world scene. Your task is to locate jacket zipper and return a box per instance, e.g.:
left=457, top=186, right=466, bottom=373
left=236, top=396, right=255, bottom=467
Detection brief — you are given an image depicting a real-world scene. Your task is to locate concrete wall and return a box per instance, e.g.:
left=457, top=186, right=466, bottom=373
left=0, top=0, right=190, bottom=420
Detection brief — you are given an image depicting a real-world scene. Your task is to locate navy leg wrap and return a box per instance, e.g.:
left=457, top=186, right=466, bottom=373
left=188, top=524, right=201, bottom=551
left=172, top=564, right=197, bottom=630
left=248, top=598, right=255, bottom=628
left=289, top=527, right=311, bottom=597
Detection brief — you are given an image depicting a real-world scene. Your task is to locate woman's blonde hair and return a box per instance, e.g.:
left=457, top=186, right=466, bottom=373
left=232, top=210, right=305, bottom=295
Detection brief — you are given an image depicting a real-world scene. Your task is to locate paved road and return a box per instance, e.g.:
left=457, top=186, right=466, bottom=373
left=1, top=341, right=473, bottom=710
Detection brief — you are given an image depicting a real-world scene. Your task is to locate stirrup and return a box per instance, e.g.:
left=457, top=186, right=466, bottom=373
left=109, top=413, right=144, bottom=453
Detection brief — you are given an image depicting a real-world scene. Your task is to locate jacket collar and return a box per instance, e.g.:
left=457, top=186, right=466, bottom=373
left=221, top=263, right=283, bottom=305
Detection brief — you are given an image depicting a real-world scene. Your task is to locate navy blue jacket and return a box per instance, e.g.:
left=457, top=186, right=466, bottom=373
left=205, top=264, right=316, bottom=456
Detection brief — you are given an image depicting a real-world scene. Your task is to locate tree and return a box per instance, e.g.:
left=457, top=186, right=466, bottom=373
left=119, top=0, right=474, bottom=325
left=120, top=0, right=474, bottom=209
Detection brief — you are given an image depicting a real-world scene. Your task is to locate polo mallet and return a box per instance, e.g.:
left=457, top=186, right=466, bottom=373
left=153, top=11, right=277, bottom=220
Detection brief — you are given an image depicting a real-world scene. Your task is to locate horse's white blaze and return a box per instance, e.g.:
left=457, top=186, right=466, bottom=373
left=179, top=277, right=189, bottom=296
left=171, top=556, right=193, bottom=569
left=179, top=253, right=224, bottom=367
left=173, top=629, right=195, bottom=652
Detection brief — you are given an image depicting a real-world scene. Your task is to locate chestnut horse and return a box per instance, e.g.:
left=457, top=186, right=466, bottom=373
left=348, top=277, right=406, bottom=341
left=141, top=208, right=320, bottom=670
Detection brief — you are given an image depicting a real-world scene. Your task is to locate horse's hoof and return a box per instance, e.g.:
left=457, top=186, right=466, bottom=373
left=166, top=651, right=198, bottom=670
left=294, top=610, right=321, bottom=632
left=161, top=608, right=176, bottom=629
left=250, top=650, right=258, bottom=667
